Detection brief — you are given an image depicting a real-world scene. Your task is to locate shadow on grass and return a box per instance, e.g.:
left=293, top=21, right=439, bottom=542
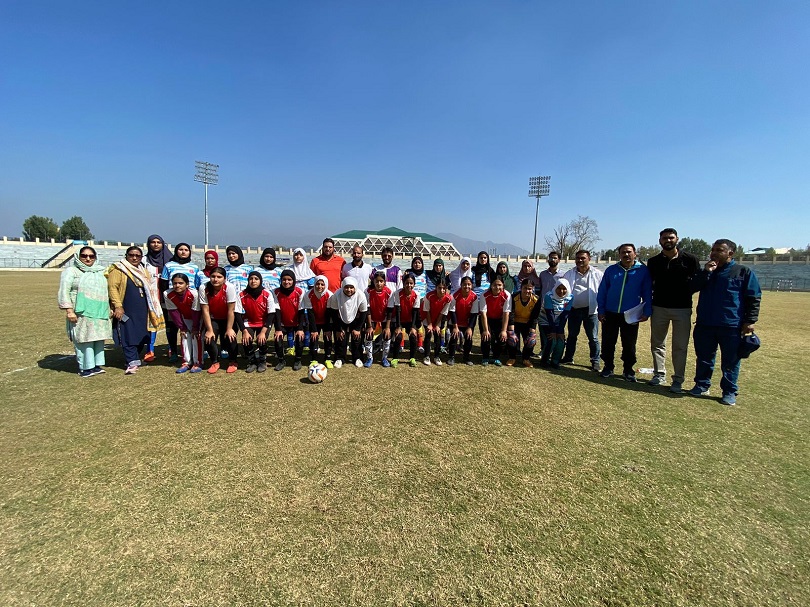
left=541, top=361, right=690, bottom=400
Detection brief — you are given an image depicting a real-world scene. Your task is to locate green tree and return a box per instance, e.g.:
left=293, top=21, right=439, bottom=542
left=636, top=244, right=661, bottom=262
left=678, top=237, right=711, bottom=260
left=60, top=216, right=94, bottom=241
left=22, top=215, right=60, bottom=241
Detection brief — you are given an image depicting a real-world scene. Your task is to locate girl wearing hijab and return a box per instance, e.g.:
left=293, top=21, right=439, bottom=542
left=496, top=261, right=516, bottom=294
left=195, top=250, right=219, bottom=289
left=447, top=276, right=479, bottom=366
left=479, top=276, right=512, bottom=367
left=300, top=275, right=334, bottom=367
left=108, top=246, right=164, bottom=374
left=290, top=248, right=316, bottom=291
left=273, top=269, right=305, bottom=371
left=425, top=259, right=448, bottom=294
left=506, top=279, right=542, bottom=367
left=409, top=256, right=427, bottom=353
left=160, top=243, right=200, bottom=362
left=516, top=259, right=541, bottom=295
left=58, top=246, right=113, bottom=377
left=224, top=245, right=253, bottom=292
left=472, top=251, right=496, bottom=298
left=237, top=271, right=277, bottom=374
left=144, top=234, right=173, bottom=362
left=256, top=247, right=283, bottom=291
left=385, top=272, right=421, bottom=367
left=327, top=277, right=368, bottom=368
left=199, top=266, right=242, bottom=374
left=449, top=257, right=473, bottom=292
left=541, top=278, right=574, bottom=368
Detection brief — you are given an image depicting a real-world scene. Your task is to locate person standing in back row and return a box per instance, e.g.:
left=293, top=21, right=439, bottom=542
left=561, top=250, right=603, bottom=371
left=596, top=244, right=652, bottom=382
left=646, top=228, right=700, bottom=394
left=310, top=238, right=346, bottom=293
left=689, top=239, right=761, bottom=406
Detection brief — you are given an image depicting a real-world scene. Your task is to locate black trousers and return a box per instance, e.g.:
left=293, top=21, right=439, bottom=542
left=600, top=311, right=639, bottom=374
left=390, top=323, right=418, bottom=360
left=481, top=317, right=505, bottom=360
left=448, top=327, right=474, bottom=361
left=333, top=321, right=362, bottom=362
left=204, top=319, right=238, bottom=362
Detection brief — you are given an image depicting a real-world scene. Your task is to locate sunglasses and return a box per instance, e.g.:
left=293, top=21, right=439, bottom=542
left=79, top=253, right=96, bottom=259
left=127, top=253, right=143, bottom=258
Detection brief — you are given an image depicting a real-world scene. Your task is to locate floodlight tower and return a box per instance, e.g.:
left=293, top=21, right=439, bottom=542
left=194, top=160, right=219, bottom=249
left=528, top=175, right=551, bottom=258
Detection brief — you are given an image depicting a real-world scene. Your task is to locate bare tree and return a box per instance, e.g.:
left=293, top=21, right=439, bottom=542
left=543, top=215, right=600, bottom=260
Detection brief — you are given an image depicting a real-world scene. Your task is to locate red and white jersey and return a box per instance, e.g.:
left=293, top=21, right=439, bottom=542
left=388, top=288, right=420, bottom=325
left=481, top=290, right=512, bottom=320
left=164, top=288, right=199, bottom=320
left=421, top=290, right=453, bottom=325
left=274, top=286, right=304, bottom=328
left=300, top=288, right=332, bottom=326
left=366, top=286, right=392, bottom=323
left=198, top=282, right=242, bottom=319
left=239, top=289, right=277, bottom=328
left=450, top=290, right=480, bottom=327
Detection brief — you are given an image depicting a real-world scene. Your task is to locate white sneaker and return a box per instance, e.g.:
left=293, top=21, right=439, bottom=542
left=355, top=359, right=363, bottom=368
left=334, top=360, right=343, bottom=369
left=423, top=358, right=431, bottom=366
left=435, top=358, right=443, bottom=366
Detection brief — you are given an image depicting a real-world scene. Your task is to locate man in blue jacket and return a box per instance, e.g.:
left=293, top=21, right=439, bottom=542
left=689, top=239, right=761, bottom=406
left=596, top=244, right=652, bottom=381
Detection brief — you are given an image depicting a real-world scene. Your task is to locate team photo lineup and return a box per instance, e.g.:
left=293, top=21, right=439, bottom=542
left=58, top=229, right=761, bottom=405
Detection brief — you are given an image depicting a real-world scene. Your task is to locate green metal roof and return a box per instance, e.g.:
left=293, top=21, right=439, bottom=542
left=332, top=226, right=448, bottom=243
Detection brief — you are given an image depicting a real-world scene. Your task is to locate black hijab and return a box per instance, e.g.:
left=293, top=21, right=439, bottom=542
left=260, top=247, right=278, bottom=270
left=226, top=245, right=245, bottom=267
left=172, top=242, right=192, bottom=264
left=245, top=271, right=264, bottom=298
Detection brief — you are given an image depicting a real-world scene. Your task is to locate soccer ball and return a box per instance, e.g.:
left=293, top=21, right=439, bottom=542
left=308, top=363, right=328, bottom=383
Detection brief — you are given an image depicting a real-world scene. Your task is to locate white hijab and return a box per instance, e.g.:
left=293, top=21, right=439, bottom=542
left=330, top=276, right=366, bottom=323
left=549, top=277, right=572, bottom=302
left=449, top=257, right=473, bottom=291
left=310, top=275, right=331, bottom=300
left=291, top=247, right=316, bottom=282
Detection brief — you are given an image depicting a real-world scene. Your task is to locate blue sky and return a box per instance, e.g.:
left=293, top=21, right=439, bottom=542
left=2, top=1, right=809, bottom=252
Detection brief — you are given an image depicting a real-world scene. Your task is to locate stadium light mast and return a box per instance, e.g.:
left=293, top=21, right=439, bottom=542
left=194, top=160, right=219, bottom=249
left=528, top=175, right=551, bottom=258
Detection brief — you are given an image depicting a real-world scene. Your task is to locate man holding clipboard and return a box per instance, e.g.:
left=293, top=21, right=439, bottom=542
left=596, top=244, right=652, bottom=382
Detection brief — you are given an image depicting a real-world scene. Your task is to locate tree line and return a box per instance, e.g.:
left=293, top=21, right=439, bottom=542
left=22, top=215, right=94, bottom=242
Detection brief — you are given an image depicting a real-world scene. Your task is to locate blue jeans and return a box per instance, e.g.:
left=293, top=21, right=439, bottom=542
left=564, top=307, right=600, bottom=363
left=693, top=325, right=742, bottom=395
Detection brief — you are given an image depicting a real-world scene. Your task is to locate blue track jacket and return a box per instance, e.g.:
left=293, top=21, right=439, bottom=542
left=596, top=261, right=652, bottom=317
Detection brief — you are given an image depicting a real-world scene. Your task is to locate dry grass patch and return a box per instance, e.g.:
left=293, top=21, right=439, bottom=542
left=1, top=272, right=808, bottom=606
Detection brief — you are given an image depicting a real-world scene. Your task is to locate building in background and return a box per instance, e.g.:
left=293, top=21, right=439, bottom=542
left=331, top=226, right=461, bottom=258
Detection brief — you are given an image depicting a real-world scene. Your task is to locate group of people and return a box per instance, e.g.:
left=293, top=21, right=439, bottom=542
left=58, top=229, right=761, bottom=405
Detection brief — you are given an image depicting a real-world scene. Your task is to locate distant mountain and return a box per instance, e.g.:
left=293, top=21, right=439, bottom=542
left=436, top=233, right=530, bottom=257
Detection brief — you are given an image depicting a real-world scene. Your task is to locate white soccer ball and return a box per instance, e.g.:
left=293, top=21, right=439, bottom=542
left=308, top=363, right=328, bottom=383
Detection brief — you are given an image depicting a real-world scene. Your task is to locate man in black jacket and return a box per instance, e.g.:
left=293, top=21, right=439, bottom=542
left=646, top=228, right=700, bottom=393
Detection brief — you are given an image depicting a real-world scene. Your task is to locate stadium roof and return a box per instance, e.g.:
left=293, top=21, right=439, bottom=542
left=332, top=226, right=449, bottom=243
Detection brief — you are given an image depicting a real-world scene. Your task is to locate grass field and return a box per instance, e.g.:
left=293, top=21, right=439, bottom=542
left=1, top=270, right=808, bottom=606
